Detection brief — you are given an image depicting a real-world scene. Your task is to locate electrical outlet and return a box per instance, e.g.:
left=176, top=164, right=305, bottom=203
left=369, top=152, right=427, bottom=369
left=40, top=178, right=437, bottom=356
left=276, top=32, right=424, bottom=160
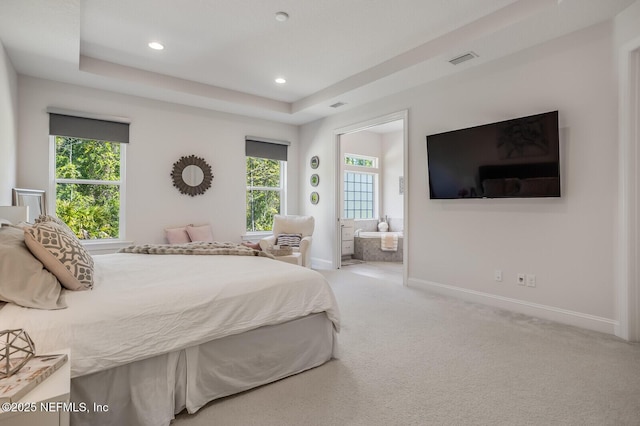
left=495, top=269, right=503, bottom=282
left=526, top=274, right=536, bottom=287
left=517, top=273, right=526, bottom=285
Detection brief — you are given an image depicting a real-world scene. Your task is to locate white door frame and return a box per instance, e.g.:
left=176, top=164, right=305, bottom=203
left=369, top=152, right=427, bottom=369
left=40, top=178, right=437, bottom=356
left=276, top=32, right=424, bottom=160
left=616, top=37, right=640, bottom=342
left=333, top=110, right=409, bottom=285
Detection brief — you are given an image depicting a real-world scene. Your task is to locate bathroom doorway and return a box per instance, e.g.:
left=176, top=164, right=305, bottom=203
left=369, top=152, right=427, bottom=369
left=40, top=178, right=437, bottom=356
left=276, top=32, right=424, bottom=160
left=334, top=111, right=408, bottom=285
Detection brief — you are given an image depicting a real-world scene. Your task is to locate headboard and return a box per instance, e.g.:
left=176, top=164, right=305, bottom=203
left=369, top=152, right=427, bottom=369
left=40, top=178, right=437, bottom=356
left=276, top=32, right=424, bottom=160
left=0, top=206, right=29, bottom=224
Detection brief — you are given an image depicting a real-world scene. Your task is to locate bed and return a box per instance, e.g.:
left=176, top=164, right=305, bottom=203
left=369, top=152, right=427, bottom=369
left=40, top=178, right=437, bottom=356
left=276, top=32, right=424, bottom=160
left=0, top=212, right=340, bottom=426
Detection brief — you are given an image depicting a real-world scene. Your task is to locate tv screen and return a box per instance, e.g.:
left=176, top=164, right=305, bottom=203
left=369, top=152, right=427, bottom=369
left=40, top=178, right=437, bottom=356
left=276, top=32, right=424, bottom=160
left=426, top=111, right=560, bottom=199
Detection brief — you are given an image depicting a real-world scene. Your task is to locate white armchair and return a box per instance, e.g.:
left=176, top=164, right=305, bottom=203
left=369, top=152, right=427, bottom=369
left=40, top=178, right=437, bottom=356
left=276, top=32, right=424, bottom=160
left=259, top=215, right=314, bottom=268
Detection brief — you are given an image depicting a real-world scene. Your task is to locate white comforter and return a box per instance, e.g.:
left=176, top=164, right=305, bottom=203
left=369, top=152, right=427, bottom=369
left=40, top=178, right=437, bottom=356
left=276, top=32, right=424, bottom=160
left=0, top=253, right=340, bottom=378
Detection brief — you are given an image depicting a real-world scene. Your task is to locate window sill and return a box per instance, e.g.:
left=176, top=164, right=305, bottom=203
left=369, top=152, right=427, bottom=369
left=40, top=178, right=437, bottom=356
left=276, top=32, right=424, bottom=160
left=242, top=232, right=272, bottom=242
left=81, top=239, right=133, bottom=255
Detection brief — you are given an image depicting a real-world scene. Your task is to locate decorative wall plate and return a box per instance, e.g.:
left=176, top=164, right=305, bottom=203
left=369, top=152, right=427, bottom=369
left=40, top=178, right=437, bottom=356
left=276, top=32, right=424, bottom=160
left=310, top=174, right=319, bottom=187
left=310, top=191, right=319, bottom=205
left=310, top=156, right=319, bottom=169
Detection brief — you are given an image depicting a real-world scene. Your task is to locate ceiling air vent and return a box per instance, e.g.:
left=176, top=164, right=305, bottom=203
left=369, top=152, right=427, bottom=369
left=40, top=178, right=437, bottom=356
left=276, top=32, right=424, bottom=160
left=330, top=102, right=347, bottom=109
left=449, top=52, right=478, bottom=65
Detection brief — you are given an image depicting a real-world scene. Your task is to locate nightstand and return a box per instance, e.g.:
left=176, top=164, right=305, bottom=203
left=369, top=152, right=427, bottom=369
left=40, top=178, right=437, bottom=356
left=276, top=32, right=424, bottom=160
left=0, top=349, right=70, bottom=426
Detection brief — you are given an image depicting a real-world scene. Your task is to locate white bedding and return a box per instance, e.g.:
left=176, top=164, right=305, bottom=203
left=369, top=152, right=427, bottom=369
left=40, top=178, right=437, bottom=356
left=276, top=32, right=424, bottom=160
left=0, top=253, right=340, bottom=378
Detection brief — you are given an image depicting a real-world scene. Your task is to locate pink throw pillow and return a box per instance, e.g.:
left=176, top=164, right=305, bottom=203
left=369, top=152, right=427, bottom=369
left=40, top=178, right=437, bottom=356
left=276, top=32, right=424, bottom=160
left=165, top=226, right=191, bottom=244
left=186, top=224, right=213, bottom=242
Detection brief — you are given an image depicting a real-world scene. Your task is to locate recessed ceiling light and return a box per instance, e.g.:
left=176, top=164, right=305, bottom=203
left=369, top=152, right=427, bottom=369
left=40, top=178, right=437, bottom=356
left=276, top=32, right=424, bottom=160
left=275, top=11, right=289, bottom=22
left=275, top=77, right=286, bottom=84
left=148, top=41, right=164, bottom=50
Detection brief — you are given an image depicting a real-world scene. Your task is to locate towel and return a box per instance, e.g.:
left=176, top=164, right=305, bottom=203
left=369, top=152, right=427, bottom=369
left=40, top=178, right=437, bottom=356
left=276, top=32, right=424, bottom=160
left=381, top=233, right=398, bottom=252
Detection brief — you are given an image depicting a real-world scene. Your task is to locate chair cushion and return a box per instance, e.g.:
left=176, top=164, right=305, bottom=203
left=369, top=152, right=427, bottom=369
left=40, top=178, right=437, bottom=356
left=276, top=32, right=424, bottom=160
left=272, top=215, right=314, bottom=237
left=273, top=252, right=302, bottom=266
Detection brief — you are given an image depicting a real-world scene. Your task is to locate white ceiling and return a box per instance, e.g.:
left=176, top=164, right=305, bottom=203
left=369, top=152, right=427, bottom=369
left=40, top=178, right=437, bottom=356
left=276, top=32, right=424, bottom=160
left=0, top=0, right=635, bottom=124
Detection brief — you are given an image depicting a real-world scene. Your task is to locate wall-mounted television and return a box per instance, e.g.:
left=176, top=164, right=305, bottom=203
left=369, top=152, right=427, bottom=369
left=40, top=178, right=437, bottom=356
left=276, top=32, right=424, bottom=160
left=426, top=111, right=560, bottom=199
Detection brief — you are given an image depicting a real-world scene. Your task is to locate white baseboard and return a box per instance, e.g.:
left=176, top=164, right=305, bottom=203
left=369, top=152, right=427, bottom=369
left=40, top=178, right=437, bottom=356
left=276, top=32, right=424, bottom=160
left=311, top=257, right=333, bottom=270
left=408, top=278, right=618, bottom=335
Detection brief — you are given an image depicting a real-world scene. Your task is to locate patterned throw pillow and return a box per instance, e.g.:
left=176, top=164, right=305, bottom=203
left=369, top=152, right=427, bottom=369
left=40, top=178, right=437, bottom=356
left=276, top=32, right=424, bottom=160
left=24, top=222, right=94, bottom=290
left=276, top=233, right=302, bottom=247
left=35, top=214, right=76, bottom=237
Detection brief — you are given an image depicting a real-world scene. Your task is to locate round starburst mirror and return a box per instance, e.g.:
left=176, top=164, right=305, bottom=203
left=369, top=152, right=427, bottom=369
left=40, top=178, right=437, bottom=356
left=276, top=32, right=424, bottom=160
left=171, top=155, right=214, bottom=197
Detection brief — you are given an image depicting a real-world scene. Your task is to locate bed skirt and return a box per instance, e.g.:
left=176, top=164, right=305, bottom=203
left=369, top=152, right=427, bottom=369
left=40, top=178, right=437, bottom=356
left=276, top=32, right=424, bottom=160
left=70, top=312, right=337, bottom=426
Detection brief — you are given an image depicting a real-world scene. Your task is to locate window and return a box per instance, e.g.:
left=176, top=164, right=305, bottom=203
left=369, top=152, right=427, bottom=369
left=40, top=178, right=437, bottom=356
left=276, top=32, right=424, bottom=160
left=53, top=137, right=124, bottom=239
left=245, top=138, right=288, bottom=232
left=345, top=154, right=377, bottom=168
left=49, top=112, right=129, bottom=240
left=343, top=153, right=378, bottom=219
left=344, top=172, right=375, bottom=219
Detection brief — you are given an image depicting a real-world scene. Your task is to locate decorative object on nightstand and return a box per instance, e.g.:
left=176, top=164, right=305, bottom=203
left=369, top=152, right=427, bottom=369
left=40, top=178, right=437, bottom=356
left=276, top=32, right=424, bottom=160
left=0, top=353, right=68, bottom=403
left=171, top=155, right=214, bottom=197
left=0, top=329, right=35, bottom=379
left=0, top=349, right=70, bottom=426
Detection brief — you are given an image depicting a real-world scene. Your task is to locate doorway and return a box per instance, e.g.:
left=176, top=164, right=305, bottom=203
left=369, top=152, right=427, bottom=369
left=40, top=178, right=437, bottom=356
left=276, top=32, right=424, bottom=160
left=334, top=111, right=408, bottom=285
left=617, top=42, right=640, bottom=342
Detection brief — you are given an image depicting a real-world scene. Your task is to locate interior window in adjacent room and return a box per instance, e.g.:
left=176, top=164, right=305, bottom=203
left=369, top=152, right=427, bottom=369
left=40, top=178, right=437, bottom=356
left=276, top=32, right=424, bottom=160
left=344, top=153, right=378, bottom=219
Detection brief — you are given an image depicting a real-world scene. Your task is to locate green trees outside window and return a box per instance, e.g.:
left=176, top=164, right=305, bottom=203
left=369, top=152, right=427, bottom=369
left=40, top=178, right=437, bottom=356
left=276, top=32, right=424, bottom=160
left=54, top=136, right=122, bottom=239
left=246, top=157, right=283, bottom=232
left=345, top=155, right=376, bottom=167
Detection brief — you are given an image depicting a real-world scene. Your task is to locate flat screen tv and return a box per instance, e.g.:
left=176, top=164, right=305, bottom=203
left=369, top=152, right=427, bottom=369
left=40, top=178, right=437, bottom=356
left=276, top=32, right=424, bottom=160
left=426, top=111, right=560, bottom=199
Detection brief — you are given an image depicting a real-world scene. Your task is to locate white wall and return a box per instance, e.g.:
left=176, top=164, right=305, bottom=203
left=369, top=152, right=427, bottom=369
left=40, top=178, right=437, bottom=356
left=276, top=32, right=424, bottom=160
left=0, top=40, right=17, bottom=205
left=300, top=22, right=619, bottom=330
left=17, top=76, right=299, bottom=244
left=614, top=0, right=640, bottom=47
left=340, top=130, right=382, bottom=160
left=382, top=130, right=403, bottom=222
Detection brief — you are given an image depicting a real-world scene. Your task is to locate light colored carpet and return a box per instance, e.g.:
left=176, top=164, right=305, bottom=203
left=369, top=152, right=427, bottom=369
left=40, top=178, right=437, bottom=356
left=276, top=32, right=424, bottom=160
left=173, top=266, right=640, bottom=426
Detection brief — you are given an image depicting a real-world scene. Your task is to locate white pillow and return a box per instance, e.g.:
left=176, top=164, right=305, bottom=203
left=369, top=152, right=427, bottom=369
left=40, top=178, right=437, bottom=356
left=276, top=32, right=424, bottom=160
left=0, top=226, right=66, bottom=309
left=186, top=224, right=214, bottom=242
left=165, top=226, right=191, bottom=244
